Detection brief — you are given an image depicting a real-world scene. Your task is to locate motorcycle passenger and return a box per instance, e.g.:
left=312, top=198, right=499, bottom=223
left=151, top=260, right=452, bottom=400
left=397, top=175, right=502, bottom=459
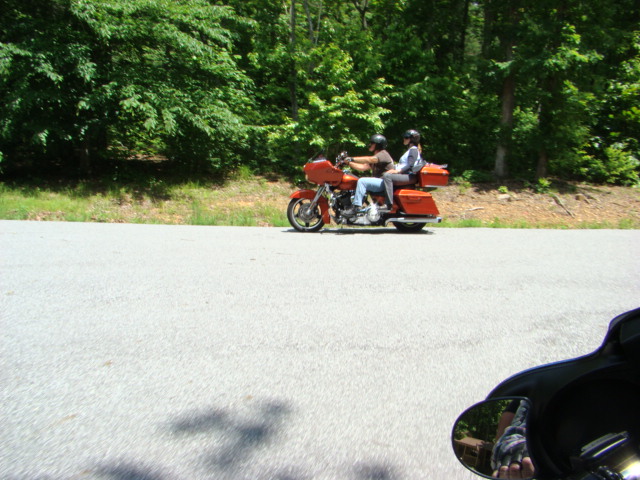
left=343, top=134, right=395, bottom=215
left=382, top=129, right=426, bottom=209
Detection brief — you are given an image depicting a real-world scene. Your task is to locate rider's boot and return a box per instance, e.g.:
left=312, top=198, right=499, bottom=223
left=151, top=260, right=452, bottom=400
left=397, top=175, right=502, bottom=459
left=343, top=205, right=363, bottom=216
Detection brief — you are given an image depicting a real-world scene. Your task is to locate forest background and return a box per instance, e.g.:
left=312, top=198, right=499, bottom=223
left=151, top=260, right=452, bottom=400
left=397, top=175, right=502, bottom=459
left=1, top=0, right=639, bottom=186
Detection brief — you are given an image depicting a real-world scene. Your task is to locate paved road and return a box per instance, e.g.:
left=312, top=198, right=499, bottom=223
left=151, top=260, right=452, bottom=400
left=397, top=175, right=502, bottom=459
left=2, top=220, right=639, bottom=480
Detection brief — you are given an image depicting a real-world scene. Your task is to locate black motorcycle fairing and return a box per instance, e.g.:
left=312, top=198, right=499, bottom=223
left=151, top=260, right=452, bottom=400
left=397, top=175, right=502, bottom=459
left=487, top=308, right=640, bottom=397
left=484, top=307, right=640, bottom=479
left=570, top=431, right=640, bottom=480
left=541, top=375, right=640, bottom=474
left=603, top=308, right=640, bottom=368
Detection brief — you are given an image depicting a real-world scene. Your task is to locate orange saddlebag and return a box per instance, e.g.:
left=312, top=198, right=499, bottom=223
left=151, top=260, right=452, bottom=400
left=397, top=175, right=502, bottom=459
left=395, top=190, right=440, bottom=215
left=418, top=165, right=449, bottom=187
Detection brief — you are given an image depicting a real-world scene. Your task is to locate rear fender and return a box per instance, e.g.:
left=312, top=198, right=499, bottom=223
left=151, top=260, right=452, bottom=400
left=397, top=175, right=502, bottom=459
left=290, top=189, right=331, bottom=224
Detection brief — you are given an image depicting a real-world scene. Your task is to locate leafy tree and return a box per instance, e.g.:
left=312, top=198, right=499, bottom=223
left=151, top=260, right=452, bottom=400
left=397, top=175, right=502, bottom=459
left=226, top=0, right=392, bottom=170
left=1, top=0, right=637, bottom=184
left=1, top=0, right=254, bottom=175
left=1, top=1, right=93, bottom=173
left=480, top=0, right=639, bottom=182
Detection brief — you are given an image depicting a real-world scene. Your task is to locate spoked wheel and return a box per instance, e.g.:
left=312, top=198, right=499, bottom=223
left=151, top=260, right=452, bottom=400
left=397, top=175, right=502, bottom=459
left=393, top=222, right=426, bottom=233
left=287, top=198, right=325, bottom=232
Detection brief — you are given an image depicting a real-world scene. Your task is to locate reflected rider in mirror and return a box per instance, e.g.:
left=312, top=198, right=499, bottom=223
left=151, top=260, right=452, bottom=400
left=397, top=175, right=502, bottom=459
left=491, top=400, right=536, bottom=478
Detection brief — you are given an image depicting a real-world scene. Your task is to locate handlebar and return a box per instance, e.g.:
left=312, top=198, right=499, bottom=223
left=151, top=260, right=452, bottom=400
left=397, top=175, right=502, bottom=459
left=335, top=151, right=349, bottom=166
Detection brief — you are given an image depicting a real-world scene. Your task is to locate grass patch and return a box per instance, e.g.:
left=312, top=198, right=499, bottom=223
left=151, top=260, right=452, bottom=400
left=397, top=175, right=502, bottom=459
left=0, top=174, right=291, bottom=226
left=1, top=175, right=637, bottom=229
left=439, top=218, right=532, bottom=228
left=438, top=217, right=639, bottom=229
left=439, top=218, right=485, bottom=228
left=574, top=218, right=639, bottom=230
left=0, top=185, right=94, bottom=221
left=189, top=201, right=289, bottom=227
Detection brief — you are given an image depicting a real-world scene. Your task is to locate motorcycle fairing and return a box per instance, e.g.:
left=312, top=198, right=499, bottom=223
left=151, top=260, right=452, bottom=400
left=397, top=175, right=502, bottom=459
left=289, top=189, right=331, bottom=224
left=485, top=307, right=640, bottom=478
left=303, top=160, right=344, bottom=186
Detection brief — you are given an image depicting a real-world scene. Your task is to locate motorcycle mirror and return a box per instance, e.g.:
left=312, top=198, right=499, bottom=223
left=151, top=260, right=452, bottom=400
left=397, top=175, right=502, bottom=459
left=452, top=397, right=536, bottom=479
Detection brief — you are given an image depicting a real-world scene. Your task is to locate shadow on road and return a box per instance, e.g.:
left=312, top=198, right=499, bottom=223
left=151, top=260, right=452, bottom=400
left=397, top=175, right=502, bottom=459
left=97, top=463, right=169, bottom=480
left=170, top=400, right=290, bottom=471
left=283, top=227, right=436, bottom=235
left=95, top=398, right=403, bottom=480
left=353, top=462, right=400, bottom=479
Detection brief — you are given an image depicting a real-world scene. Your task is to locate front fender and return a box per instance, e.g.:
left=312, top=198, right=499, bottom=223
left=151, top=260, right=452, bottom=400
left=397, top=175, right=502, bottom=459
left=290, top=189, right=331, bottom=224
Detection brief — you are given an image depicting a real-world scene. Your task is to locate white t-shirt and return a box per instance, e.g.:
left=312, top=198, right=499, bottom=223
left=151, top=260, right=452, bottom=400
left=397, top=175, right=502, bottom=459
left=397, top=146, right=422, bottom=174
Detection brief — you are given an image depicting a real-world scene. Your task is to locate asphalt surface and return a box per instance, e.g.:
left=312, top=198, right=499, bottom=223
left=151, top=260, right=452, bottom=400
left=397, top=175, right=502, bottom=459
left=2, top=220, right=639, bottom=480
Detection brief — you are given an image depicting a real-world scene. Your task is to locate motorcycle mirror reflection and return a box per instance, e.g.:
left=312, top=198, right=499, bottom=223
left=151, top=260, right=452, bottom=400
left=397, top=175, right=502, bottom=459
left=452, top=398, right=535, bottom=479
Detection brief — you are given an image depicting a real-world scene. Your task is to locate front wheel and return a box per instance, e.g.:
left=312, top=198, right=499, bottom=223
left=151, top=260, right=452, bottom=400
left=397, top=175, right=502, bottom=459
left=393, top=222, right=426, bottom=233
left=287, top=198, right=325, bottom=232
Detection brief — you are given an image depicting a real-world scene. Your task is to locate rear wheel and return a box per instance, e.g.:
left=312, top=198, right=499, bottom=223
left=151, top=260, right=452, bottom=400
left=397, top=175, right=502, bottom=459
left=287, top=198, right=325, bottom=232
left=393, top=222, right=426, bottom=233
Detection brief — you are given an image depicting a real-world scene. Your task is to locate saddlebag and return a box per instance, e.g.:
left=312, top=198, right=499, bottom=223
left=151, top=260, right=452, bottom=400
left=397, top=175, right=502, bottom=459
left=395, top=190, right=440, bottom=215
left=418, top=165, right=449, bottom=187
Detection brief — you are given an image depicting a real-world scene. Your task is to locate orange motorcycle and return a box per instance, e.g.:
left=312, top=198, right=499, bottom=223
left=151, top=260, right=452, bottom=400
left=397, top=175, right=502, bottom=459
left=287, top=152, right=449, bottom=232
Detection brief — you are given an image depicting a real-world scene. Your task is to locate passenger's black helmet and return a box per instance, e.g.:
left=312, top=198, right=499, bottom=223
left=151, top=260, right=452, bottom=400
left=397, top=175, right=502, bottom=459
left=369, top=134, right=387, bottom=150
left=403, top=129, right=421, bottom=144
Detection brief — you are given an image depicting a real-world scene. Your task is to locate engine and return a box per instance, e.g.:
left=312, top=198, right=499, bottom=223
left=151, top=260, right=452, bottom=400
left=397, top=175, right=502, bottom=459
left=330, top=190, right=353, bottom=212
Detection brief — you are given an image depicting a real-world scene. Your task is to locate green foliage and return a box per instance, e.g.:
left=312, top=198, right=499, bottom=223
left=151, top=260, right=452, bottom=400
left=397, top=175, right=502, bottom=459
left=269, top=44, right=391, bottom=160
left=453, top=170, right=495, bottom=184
left=575, top=143, right=640, bottom=185
left=1, top=0, right=254, bottom=174
left=0, top=0, right=638, bottom=184
left=453, top=399, right=513, bottom=442
left=530, top=177, right=552, bottom=194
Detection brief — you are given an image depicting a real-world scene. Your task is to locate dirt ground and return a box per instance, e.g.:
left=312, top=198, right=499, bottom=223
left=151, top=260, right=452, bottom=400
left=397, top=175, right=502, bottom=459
left=433, top=181, right=640, bottom=227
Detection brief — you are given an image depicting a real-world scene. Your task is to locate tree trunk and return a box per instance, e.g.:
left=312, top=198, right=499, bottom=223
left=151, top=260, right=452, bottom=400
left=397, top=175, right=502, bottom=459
left=289, top=0, right=299, bottom=121
left=303, top=0, right=314, bottom=42
left=458, top=0, right=470, bottom=64
left=495, top=72, right=515, bottom=178
left=535, top=2, right=565, bottom=180
left=482, top=0, right=495, bottom=58
left=537, top=149, right=548, bottom=179
left=77, top=137, right=92, bottom=177
left=493, top=2, right=518, bottom=179
left=536, top=90, right=554, bottom=179
left=350, top=0, right=369, bottom=30
left=301, top=0, right=323, bottom=45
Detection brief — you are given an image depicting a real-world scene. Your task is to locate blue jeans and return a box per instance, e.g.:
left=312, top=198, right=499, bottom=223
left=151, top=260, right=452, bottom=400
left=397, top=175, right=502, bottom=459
left=354, top=177, right=385, bottom=207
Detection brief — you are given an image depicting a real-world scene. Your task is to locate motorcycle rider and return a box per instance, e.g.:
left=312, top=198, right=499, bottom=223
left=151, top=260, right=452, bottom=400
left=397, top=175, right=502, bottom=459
left=382, top=129, right=426, bottom=209
left=342, top=134, right=395, bottom=216
left=491, top=400, right=535, bottom=479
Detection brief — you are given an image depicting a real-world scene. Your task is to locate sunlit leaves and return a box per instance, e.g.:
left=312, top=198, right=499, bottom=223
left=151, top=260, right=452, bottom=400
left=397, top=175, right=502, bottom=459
left=0, top=0, right=638, bottom=182
left=1, top=0, right=255, bottom=173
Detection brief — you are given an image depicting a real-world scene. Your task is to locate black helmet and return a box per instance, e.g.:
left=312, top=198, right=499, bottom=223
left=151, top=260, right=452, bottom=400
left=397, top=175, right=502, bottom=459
left=369, top=134, right=387, bottom=150
left=403, top=129, right=421, bottom=144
